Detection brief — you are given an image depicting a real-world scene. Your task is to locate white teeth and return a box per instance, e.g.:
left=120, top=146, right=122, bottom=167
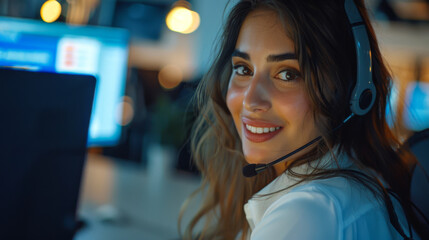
left=246, top=124, right=280, bottom=134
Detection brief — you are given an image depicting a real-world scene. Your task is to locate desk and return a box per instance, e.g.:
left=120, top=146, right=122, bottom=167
left=74, top=153, right=201, bottom=240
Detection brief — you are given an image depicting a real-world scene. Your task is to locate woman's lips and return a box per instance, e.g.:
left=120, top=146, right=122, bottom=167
left=242, top=118, right=282, bottom=143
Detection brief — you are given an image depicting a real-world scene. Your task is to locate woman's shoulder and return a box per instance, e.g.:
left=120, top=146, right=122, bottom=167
left=293, top=177, right=376, bottom=205
left=255, top=177, right=402, bottom=239
left=252, top=180, right=343, bottom=239
left=263, top=178, right=351, bottom=229
left=283, top=177, right=383, bottom=223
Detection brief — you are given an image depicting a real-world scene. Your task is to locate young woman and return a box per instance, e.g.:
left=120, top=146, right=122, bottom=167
left=180, top=0, right=428, bottom=239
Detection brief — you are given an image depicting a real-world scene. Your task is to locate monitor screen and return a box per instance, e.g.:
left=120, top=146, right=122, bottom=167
left=0, top=16, right=129, bottom=146
left=403, top=81, right=429, bottom=131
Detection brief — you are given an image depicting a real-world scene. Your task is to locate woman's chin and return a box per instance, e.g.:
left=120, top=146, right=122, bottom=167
left=243, top=152, right=272, bottom=165
left=243, top=148, right=291, bottom=167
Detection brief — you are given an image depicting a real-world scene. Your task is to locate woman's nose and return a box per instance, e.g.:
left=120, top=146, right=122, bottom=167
left=243, top=74, right=272, bottom=113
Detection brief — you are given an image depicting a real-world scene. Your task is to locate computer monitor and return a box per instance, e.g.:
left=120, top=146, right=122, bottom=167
left=0, top=16, right=129, bottom=146
left=0, top=68, right=96, bottom=240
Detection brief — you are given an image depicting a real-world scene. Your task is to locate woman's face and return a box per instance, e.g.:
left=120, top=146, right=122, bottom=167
left=226, top=9, right=320, bottom=175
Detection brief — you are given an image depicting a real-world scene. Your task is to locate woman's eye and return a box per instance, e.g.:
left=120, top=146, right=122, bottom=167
left=276, top=69, right=301, bottom=81
left=233, top=65, right=252, bottom=76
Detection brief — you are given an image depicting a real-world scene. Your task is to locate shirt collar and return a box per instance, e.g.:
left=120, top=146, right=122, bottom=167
left=244, top=149, right=350, bottom=230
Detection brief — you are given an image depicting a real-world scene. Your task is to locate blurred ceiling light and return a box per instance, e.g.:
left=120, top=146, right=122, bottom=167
left=41, top=0, right=62, bottom=23
left=182, top=10, right=200, bottom=34
left=158, top=64, right=183, bottom=89
left=166, top=0, right=200, bottom=34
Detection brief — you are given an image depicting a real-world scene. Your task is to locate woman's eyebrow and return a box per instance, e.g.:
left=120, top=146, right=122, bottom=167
left=231, top=50, right=250, bottom=60
left=267, top=53, right=297, bottom=62
left=231, top=50, right=297, bottom=62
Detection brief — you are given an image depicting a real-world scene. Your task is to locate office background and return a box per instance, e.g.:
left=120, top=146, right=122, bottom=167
left=0, top=0, right=428, bottom=239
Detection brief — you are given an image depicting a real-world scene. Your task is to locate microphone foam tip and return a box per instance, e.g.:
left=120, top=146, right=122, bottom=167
left=242, top=164, right=257, bottom=178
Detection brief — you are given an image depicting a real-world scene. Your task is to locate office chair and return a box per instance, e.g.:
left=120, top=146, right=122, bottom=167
left=404, top=129, right=429, bottom=224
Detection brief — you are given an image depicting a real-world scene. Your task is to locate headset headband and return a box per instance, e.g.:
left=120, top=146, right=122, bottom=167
left=344, top=0, right=376, bottom=115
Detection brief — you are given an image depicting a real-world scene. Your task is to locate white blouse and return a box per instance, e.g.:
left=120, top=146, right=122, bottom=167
left=244, top=153, right=416, bottom=240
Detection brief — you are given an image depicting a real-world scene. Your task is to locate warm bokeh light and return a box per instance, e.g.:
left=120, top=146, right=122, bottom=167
left=166, top=7, right=192, bottom=33
left=166, top=6, right=200, bottom=34
left=182, top=10, right=200, bottom=34
left=40, top=0, right=62, bottom=23
left=116, top=96, right=135, bottom=126
left=158, top=64, right=183, bottom=89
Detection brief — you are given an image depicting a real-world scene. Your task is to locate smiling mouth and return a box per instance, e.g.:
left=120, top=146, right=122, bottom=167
left=243, top=123, right=282, bottom=143
left=245, top=124, right=281, bottom=134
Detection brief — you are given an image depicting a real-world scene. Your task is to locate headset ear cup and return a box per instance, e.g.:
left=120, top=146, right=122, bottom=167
left=350, top=82, right=376, bottom=116
left=359, top=89, right=373, bottom=110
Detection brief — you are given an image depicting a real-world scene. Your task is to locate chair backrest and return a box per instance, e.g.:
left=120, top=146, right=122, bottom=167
left=404, top=129, right=429, bottom=223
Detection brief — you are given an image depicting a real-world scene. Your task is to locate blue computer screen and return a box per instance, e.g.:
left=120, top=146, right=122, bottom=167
left=403, top=81, right=429, bottom=131
left=0, top=16, right=129, bottom=146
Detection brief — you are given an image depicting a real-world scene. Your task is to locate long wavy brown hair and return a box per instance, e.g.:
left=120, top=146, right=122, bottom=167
left=179, top=0, right=428, bottom=239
